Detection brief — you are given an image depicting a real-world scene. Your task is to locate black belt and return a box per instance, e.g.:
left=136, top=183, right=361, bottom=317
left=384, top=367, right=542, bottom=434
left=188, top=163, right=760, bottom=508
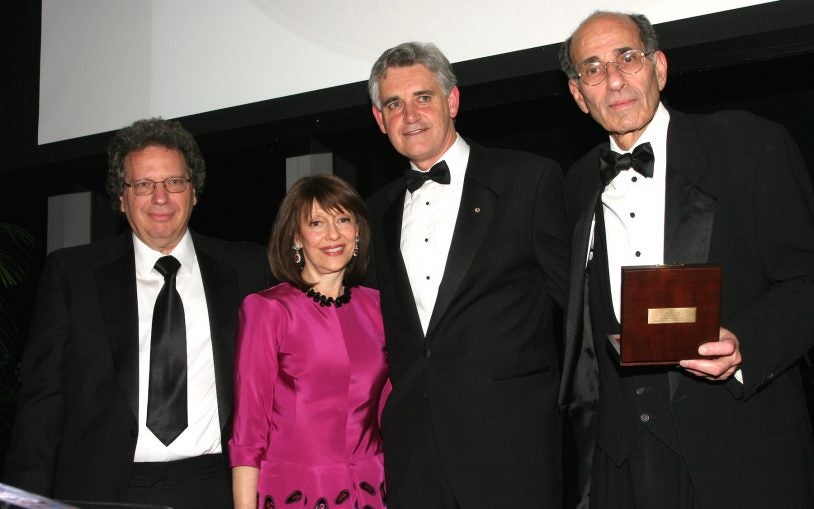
left=131, top=453, right=225, bottom=478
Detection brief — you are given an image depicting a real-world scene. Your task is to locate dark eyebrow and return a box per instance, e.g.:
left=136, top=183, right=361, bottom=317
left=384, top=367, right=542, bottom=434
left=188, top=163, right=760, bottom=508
left=382, top=89, right=436, bottom=106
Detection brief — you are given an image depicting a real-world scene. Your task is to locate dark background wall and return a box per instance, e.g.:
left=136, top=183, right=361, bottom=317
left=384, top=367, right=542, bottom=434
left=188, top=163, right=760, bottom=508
left=4, top=2, right=814, bottom=245
left=2, top=0, right=814, bottom=473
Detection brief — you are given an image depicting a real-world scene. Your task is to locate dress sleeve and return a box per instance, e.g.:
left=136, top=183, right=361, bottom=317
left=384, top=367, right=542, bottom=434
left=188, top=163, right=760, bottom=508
left=228, top=292, right=284, bottom=467
left=726, top=123, right=814, bottom=397
left=533, top=158, right=570, bottom=309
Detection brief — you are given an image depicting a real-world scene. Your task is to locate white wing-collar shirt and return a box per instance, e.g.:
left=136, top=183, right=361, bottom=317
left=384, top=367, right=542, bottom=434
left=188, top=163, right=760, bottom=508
left=603, top=102, right=670, bottom=321
left=401, top=134, right=470, bottom=335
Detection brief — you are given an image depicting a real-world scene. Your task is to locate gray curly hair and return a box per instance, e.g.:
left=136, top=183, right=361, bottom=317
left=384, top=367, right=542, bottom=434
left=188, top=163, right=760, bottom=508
left=105, top=117, right=205, bottom=209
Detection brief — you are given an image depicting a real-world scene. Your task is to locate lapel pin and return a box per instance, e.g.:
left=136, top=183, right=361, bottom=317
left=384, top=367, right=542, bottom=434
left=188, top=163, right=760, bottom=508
left=474, top=207, right=481, bottom=214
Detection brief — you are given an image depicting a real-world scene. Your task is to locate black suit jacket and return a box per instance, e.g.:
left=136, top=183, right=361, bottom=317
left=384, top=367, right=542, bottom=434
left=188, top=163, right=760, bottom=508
left=562, top=110, right=814, bottom=508
left=367, top=141, right=569, bottom=508
left=4, top=231, right=270, bottom=502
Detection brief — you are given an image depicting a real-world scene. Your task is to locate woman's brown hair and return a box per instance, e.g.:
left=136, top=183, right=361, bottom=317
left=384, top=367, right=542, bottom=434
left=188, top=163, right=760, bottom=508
left=268, top=174, right=370, bottom=287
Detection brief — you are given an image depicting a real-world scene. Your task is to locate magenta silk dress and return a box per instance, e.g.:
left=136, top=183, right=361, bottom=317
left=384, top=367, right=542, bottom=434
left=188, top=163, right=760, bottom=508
left=229, top=283, right=388, bottom=509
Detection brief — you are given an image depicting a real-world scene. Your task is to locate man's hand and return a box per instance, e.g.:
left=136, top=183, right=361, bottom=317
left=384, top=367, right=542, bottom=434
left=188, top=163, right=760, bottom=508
left=679, top=327, right=742, bottom=381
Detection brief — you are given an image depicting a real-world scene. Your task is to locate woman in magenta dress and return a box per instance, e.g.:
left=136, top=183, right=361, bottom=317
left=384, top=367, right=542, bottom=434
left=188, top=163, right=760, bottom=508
left=230, top=175, right=388, bottom=509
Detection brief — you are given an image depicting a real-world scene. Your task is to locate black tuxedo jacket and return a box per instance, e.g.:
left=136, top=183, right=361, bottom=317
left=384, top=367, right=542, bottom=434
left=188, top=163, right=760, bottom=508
left=561, top=110, right=814, bottom=508
left=4, top=231, right=270, bottom=502
left=367, top=141, right=569, bottom=508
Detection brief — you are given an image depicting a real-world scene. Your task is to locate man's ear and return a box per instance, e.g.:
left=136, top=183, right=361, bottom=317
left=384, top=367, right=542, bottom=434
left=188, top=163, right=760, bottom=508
left=568, top=79, right=590, bottom=114
left=654, top=50, right=668, bottom=91
left=372, top=105, right=387, bottom=134
left=447, top=86, right=460, bottom=119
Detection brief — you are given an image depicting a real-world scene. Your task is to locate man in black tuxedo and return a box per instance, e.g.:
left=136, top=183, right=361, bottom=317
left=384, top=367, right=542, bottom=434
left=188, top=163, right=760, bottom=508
left=559, top=11, right=814, bottom=509
left=366, top=42, right=569, bottom=508
left=4, top=118, right=270, bottom=508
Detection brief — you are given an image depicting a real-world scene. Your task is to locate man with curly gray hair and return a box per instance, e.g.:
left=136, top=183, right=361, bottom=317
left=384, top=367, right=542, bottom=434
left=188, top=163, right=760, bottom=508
left=106, top=117, right=207, bottom=207
left=5, top=117, right=270, bottom=508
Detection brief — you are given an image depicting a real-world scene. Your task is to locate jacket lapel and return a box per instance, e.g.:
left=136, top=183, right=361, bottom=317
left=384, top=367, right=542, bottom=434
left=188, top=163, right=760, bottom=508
left=664, top=112, right=717, bottom=264
left=560, top=189, right=601, bottom=405
left=194, top=237, right=239, bottom=433
left=426, top=148, right=497, bottom=336
left=662, top=112, right=717, bottom=398
left=96, top=234, right=139, bottom=421
left=381, top=189, right=426, bottom=340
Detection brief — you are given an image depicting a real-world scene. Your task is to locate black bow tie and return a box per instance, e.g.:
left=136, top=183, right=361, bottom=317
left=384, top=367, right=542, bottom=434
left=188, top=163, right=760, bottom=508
left=599, top=142, right=655, bottom=186
left=404, top=160, right=451, bottom=193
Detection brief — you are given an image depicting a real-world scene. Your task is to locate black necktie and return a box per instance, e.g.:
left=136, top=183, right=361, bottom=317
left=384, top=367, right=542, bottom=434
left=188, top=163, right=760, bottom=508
left=599, top=142, right=655, bottom=186
left=404, top=160, right=451, bottom=193
left=147, top=255, right=188, bottom=446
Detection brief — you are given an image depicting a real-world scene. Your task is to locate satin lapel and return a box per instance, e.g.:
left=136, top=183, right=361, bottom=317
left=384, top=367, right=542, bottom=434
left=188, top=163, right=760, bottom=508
left=96, top=236, right=139, bottom=421
left=560, top=190, right=601, bottom=404
left=663, top=112, right=717, bottom=398
left=382, top=190, right=425, bottom=339
left=664, top=114, right=717, bottom=264
left=195, top=244, right=238, bottom=433
left=426, top=177, right=497, bottom=336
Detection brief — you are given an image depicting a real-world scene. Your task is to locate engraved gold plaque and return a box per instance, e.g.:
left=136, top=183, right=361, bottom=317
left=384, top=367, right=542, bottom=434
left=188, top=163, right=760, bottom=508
left=648, top=307, right=697, bottom=324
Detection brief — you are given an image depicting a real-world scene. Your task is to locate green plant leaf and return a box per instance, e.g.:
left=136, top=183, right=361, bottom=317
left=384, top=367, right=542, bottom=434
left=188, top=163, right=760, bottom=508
left=0, top=223, right=34, bottom=288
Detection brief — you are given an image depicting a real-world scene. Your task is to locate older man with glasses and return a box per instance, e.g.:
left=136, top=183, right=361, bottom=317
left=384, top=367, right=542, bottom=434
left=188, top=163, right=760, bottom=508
left=5, top=118, right=271, bottom=509
left=558, top=10, right=814, bottom=509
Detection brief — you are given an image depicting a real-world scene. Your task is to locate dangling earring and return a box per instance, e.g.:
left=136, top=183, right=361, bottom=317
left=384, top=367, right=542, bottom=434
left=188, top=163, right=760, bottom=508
left=292, top=243, right=303, bottom=265
left=352, top=235, right=360, bottom=257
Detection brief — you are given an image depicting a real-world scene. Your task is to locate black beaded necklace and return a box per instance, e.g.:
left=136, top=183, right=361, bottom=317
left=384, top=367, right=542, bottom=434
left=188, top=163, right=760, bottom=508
left=300, top=285, right=352, bottom=307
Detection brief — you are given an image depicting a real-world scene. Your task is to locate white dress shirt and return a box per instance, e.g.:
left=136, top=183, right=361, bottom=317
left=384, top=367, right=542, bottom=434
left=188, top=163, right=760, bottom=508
left=401, top=134, right=470, bottom=334
left=132, top=230, right=222, bottom=461
left=603, top=103, right=670, bottom=321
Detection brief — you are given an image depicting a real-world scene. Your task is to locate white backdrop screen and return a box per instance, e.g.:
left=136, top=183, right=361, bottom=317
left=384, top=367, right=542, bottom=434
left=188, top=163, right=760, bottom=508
left=38, top=0, right=775, bottom=144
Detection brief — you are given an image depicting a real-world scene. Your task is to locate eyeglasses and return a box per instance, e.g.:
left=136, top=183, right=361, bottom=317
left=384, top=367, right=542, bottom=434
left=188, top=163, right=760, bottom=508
left=124, top=176, right=192, bottom=196
left=575, top=49, right=655, bottom=86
